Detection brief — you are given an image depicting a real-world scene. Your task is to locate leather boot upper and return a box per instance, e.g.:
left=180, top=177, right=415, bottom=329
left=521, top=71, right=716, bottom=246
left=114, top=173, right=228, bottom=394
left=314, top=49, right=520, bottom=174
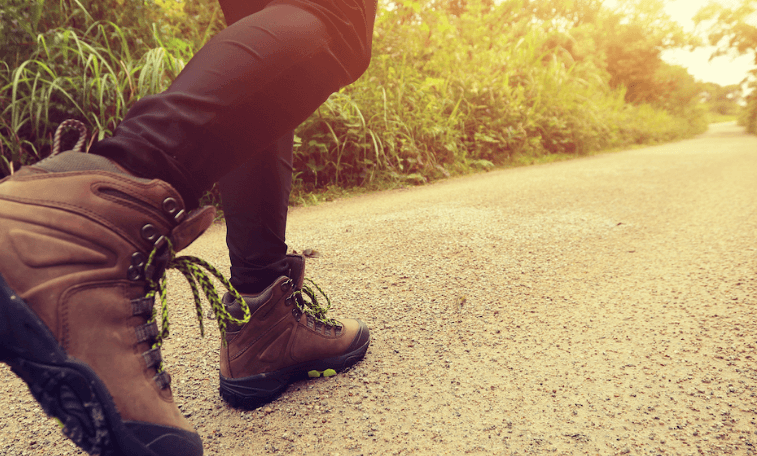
left=0, top=164, right=213, bottom=433
left=220, top=256, right=366, bottom=379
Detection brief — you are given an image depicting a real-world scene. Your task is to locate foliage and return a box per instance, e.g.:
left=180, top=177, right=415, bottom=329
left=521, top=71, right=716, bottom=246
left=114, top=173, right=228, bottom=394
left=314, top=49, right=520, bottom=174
left=695, top=0, right=757, bottom=59
left=289, top=0, right=707, bottom=191
left=1, top=0, right=708, bottom=191
left=527, top=0, right=604, bottom=28
left=597, top=0, right=700, bottom=106
left=0, top=24, right=189, bottom=173
left=0, top=0, right=160, bottom=66
left=700, top=83, right=742, bottom=116
left=695, top=0, right=757, bottom=132
left=0, top=0, right=223, bottom=174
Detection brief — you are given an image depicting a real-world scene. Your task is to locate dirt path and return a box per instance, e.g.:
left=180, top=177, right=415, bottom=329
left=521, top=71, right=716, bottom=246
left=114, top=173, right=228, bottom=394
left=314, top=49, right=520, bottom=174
left=1, top=122, right=756, bottom=455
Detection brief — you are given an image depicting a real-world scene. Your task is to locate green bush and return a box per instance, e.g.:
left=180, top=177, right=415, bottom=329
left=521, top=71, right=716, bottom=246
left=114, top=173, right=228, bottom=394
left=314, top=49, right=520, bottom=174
left=290, top=0, right=707, bottom=191
left=0, top=24, right=190, bottom=173
left=1, top=0, right=708, bottom=190
left=738, top=84, right=757, bottom=133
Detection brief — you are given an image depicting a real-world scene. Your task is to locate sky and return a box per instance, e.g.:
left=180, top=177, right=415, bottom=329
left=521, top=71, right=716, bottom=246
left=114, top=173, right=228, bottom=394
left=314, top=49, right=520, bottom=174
left=605, top=0, right=755, bottom=87
left=660, top=0, right=754, bottom=87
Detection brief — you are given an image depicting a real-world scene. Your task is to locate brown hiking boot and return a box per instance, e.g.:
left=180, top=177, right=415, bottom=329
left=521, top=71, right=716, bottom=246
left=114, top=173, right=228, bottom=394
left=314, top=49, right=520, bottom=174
left=219, top=254, right=370, bottom=409
left=0, top=135, right=243, bottom=455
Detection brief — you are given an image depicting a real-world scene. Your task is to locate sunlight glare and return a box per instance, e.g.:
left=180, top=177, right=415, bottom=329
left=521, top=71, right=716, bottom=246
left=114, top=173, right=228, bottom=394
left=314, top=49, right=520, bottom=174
left=604, top=0, right=754, bottom=86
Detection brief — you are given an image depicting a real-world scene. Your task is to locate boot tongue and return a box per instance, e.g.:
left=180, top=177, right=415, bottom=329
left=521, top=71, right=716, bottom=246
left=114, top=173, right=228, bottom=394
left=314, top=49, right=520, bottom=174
left=170, top=206, right=216, bottom=251
left=33, top=150, right=151, bottom=182
left=222, top=293, right=246, bottom=333
left=285, top=254, right=306, bottom=289
left=222, top=288, right=273, bottom=332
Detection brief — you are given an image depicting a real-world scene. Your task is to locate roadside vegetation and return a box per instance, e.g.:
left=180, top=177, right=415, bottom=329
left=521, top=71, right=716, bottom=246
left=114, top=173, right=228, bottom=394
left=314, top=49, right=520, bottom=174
left=699, top=82, right=742, bottom=124
left=695, top=0, right=757, bottom=133
left=0, top=0, right=747, bottom=202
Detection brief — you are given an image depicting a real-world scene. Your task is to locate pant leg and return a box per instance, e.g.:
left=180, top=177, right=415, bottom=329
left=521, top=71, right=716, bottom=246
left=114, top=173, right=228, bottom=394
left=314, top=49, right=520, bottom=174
left=91, top=0, right=376, bottom=209
left=218, top=0, right=271, bottom=24
left=218, top=131, right=293, bottom=294
left=216, top=0, right=294, bottom=294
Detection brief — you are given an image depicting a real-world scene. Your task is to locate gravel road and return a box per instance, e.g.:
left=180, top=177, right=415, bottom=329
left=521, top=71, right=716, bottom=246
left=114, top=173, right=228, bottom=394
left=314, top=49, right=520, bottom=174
left=1, top=121, right=755, bottom=455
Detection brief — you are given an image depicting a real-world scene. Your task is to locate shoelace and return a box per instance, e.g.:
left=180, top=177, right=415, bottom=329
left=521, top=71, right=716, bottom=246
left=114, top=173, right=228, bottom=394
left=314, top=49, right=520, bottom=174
left=51, top=120, right=250, bottom=377
left=294, top=278, right=339, bottom=327
left=144, top=235, right=251, bottom=373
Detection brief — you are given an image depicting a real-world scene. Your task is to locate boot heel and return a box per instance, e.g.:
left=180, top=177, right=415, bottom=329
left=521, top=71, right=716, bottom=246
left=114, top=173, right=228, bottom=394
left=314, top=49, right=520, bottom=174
left=11, top=358, right=114, bottom=455
left=0, top=272, right=66, bottom=365
left=0, top=272, right=18, bottom=362
left=0, top=273, right=121, bottom=455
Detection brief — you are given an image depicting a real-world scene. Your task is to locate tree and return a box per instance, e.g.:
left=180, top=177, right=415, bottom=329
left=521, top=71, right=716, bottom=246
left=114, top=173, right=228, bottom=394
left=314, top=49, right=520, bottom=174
left=700, top=83, right=742, bottom=115
left=526, top=0, right=604, bottom=28
left=653, top=63, right=703, bottom=113
left=595, top=0, right=699, bottom=105
left=696, top=1, right=757, bottom=131
left=695, top=0, right=757, bottom=64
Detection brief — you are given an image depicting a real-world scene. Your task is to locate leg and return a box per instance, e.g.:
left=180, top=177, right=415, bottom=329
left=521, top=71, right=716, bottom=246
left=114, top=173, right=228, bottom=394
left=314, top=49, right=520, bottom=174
left=92, top=0, right=376, bottom=208
left=216, top=0, right=293, bottom=295
left=0, top=0, right=376, bottom=453
left=219, top=131, right=294, bottom=294
left=214, top=119, right=370, bottom=412
left=211, top=0, right=370, bottom=408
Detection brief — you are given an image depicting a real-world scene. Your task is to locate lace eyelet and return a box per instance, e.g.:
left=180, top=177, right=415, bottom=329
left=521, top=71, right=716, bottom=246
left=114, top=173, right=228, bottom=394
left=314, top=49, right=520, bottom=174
left=162, top=198, right=178, bottom=215
left=128, top=252, right=147, bottom=280
left=141, top=224, right=160, bottom=243
left=127, top=265, right=142, bottom=281
left=131, top=252, right=147, bottom=268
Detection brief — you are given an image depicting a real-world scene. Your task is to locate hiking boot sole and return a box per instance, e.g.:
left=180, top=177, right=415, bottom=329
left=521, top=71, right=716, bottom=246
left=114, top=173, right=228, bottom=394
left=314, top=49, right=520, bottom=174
left=0, top=273, right=171, bottom=456
left=219, top=339, right=370, bottom=410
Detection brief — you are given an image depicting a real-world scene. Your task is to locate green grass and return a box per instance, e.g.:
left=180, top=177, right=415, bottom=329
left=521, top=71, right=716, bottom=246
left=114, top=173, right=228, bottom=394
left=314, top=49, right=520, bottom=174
left=0, top=23, right=188, bottom=175
left=1, top=0, right=709, bottom=199
left=707, top=112, right=739, bottom=124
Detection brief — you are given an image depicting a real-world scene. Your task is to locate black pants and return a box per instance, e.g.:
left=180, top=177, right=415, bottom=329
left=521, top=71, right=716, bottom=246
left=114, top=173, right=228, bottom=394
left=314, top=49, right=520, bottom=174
left=218, top=131, right=294, bottom=294
left=92, top=0, right=375, bottom=293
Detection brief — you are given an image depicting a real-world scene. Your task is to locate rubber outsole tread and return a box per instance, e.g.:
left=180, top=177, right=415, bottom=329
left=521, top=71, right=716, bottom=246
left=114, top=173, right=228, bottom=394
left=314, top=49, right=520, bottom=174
left=9, top=358, right=114, bottom=455
left=219, top=340, right=370, bottom=410
left=0, top=273, right=147, bottom=456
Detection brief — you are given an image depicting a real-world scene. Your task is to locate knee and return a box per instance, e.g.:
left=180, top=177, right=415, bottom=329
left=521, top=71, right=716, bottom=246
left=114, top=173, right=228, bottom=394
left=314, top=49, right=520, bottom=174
left=342, top=0, right=378, bottom=81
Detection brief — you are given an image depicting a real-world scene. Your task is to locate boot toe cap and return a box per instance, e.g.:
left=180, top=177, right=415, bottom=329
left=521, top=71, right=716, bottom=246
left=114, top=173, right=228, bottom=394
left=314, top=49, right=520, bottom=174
left=345, top=318, right=370, bottom=352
